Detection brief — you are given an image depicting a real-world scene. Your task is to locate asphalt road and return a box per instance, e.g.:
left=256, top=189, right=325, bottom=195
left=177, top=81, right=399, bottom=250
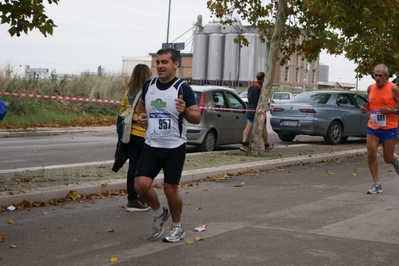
left=0, top=123, right=366, bottom=171
left=1, top=153, right=399, bottom=265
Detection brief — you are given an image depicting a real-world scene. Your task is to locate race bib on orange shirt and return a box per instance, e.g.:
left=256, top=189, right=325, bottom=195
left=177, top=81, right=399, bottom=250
left=371, top=110, right=386, bottom=127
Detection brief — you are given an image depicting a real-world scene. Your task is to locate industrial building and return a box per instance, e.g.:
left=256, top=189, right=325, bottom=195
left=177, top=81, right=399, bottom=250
left=122, top=18, right=321, bottom=89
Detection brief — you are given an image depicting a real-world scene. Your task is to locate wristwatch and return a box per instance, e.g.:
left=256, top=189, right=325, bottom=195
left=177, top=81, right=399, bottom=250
left=183, top=108, right=189, bottom=115
left=394, top=109, right=398, bottom=114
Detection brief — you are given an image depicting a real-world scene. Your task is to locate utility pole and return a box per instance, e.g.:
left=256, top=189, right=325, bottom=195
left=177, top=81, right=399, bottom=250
left=303, top=60, right=309, bottom=93
left=166, top=0, right=171, bottom=43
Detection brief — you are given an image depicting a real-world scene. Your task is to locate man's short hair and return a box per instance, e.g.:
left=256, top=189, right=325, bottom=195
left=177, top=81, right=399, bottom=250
left=373, top=64, right=389, bottom=77
left=256, top=72, right=265, bottom=81
left=157, top=48, right=179, bottom=63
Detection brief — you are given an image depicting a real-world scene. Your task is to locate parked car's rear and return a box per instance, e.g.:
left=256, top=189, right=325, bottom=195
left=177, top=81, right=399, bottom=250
left=187, top=86, right=247, bottom=151
left=269, top=92, right=294, bottom=114
left=270, top=91, right=368, bottom=144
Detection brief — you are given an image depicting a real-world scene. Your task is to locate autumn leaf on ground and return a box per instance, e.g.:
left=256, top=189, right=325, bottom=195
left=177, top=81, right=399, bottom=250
left=0, top=235, right=4, bottom=242
left=326, top=170, right=334, bottom=175
left=109, top=257, right=118, bottom=263
left=42, top=211, right=49, bottom=215
left=7, top=218, right=14, bottom=224
left=18, top=190, right=26, bottom=194
left=186, top=201, right=192, bottom=205
left=106, top=228, right=115, bottom=233
left=67, top=190, right=81, bottom=201
left=351, top=173, right=356, bottom=176
left=186, top=240, right=195, bottom=245
left=234, top=182, right=245, bottom=187
left=195, top=236, right=204, bottom=241
left=9, top=244, right=17, bottom=248
left=141, top=236, right=150, bottom=240
left=196, top=207, right=202, bottom=210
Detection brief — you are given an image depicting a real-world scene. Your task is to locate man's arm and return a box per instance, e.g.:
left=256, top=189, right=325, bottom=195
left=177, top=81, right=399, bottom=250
left=183, top=105, right=201, bottom=124
left=393, top=84, right=399, bottom=106
left=137, top=99, right=147, bottom=128
left=360, top=85, right=371, bottom=113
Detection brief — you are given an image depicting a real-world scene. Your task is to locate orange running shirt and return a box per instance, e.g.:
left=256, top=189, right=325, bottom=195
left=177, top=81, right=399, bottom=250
left=367, top=82, right=398, bottom=130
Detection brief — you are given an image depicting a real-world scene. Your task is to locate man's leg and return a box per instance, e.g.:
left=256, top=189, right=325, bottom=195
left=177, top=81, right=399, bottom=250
left=134, top=145, right=169, bottom=238
left=381, top=138, right=397, bottom=164
left=240, top=122, right=253, bottom=151
left=366, top=133, right=383, bottom=194
left=164, top=183, right=182, bottom=223
left=162, top=144, right=186, bottom=243
left=134, top=176, right=160, bottom=210
left=242, top=122, right=253, bottom=143
left=366, top=134, right=380, bottom=183
left=381, top=137, right=399, bottom=175
left=262, top=123, right=274, bottom=150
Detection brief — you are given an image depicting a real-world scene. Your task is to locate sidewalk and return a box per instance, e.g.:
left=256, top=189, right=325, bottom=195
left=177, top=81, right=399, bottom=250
left=0, top=127, right=368, bottom=207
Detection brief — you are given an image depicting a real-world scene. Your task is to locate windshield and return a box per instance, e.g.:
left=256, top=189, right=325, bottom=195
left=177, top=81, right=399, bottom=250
left=273, top=93, right=291, bottom=100
left=290, top=93, right=331, bottom=104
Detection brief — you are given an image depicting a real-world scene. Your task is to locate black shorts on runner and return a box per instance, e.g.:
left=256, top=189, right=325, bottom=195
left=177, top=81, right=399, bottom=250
left=135, top=143, right=186, bottom=185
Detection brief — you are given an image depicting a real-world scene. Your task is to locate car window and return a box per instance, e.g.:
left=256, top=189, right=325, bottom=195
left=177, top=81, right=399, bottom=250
left=336, top=94, right=355, bottom=107
left=194, top=92, right=201, bottom=104
left=212, top=91, right=228, bottom=109
left=273, top=93, right=291, bottom=100
left=226, top=92, right=246, bottom=110
left=290, top=93, right=331, bottom=104
left=352, top=94, right=367, bottom=107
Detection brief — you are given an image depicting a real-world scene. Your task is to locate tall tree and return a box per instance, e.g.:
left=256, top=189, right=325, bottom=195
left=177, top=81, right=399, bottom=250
left=207, top=0, right=399, bottom=155
left=0, top=0, right=59, bottom=37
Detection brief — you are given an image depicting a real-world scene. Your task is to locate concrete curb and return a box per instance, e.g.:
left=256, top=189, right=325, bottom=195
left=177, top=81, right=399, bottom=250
left=0, top=148, right=367, bottom=207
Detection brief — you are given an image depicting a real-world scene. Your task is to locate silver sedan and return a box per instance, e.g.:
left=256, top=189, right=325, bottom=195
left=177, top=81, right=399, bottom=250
left=270, top=91, right=368, bottom=144
left=187, top=85, right=247, bottom=151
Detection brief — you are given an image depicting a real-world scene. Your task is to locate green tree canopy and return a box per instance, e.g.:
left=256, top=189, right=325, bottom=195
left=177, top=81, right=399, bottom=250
left=207, top=0, right=399, bottom=77
left=0, top=0, right=59, bottom=37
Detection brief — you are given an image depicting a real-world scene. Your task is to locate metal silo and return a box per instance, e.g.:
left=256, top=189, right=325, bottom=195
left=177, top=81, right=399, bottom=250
left=207, top=33, right=225, bottom=85
left=239, top=33, right=257, bottom=86
left=223, top=33, right=240, bottom=87
left=221, top=22, right=242, bottom=33
left=192, top=34, right=209, bottom=85
left=204, top=23, right=222, bottom=34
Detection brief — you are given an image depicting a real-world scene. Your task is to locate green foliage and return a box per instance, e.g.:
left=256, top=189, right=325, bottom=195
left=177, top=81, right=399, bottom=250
left=0, top=0, right=59, bottom=37
left=207, top=0, right=399, bottom=77
left=0, top=67, right=125, bottom=128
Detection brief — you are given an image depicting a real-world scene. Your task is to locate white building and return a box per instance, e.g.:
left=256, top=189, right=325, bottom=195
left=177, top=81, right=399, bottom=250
left=121, top=56, right=152, bottom=76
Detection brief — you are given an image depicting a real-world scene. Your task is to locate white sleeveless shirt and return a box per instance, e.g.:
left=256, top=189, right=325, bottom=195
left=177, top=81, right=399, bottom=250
left=144, top=78, right=187, bottom=148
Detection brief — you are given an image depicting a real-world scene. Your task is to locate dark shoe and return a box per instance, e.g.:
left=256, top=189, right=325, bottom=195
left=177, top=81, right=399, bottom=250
left=127, top=199, right=150, bottom=212
left=265, top=142, right=275, bottom=150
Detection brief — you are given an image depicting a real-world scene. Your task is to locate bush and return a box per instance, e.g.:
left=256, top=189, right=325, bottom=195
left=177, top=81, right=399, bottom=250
left=0, top=66, right=125, bottom=128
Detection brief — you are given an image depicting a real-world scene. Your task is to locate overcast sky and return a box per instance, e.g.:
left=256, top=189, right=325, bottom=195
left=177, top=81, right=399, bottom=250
left=0, top=0, right=375, bottom=90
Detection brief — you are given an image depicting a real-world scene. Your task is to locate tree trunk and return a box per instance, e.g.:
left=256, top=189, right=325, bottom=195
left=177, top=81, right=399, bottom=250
left=247, top=0, right=288, bottom=156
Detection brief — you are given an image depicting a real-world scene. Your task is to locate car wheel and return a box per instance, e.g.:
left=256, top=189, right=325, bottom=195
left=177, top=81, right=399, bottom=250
left=198, top=130, right=216, bottom=152
left=278, top=133, right=296, bottom=142
left=323, top=121, right=343, bottom=145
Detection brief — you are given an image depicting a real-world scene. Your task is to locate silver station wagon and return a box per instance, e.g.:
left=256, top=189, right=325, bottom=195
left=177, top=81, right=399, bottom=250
left=187, top=85, right=247, bottom=151
left=270, top=91, right=368, bottom=144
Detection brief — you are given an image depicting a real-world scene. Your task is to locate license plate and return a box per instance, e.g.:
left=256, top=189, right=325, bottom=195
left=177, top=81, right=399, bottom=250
left=281, top=120, right=299, bottom=126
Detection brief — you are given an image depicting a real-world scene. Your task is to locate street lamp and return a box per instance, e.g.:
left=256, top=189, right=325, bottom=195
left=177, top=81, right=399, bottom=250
left=166, top=0, right=171, bottom=43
